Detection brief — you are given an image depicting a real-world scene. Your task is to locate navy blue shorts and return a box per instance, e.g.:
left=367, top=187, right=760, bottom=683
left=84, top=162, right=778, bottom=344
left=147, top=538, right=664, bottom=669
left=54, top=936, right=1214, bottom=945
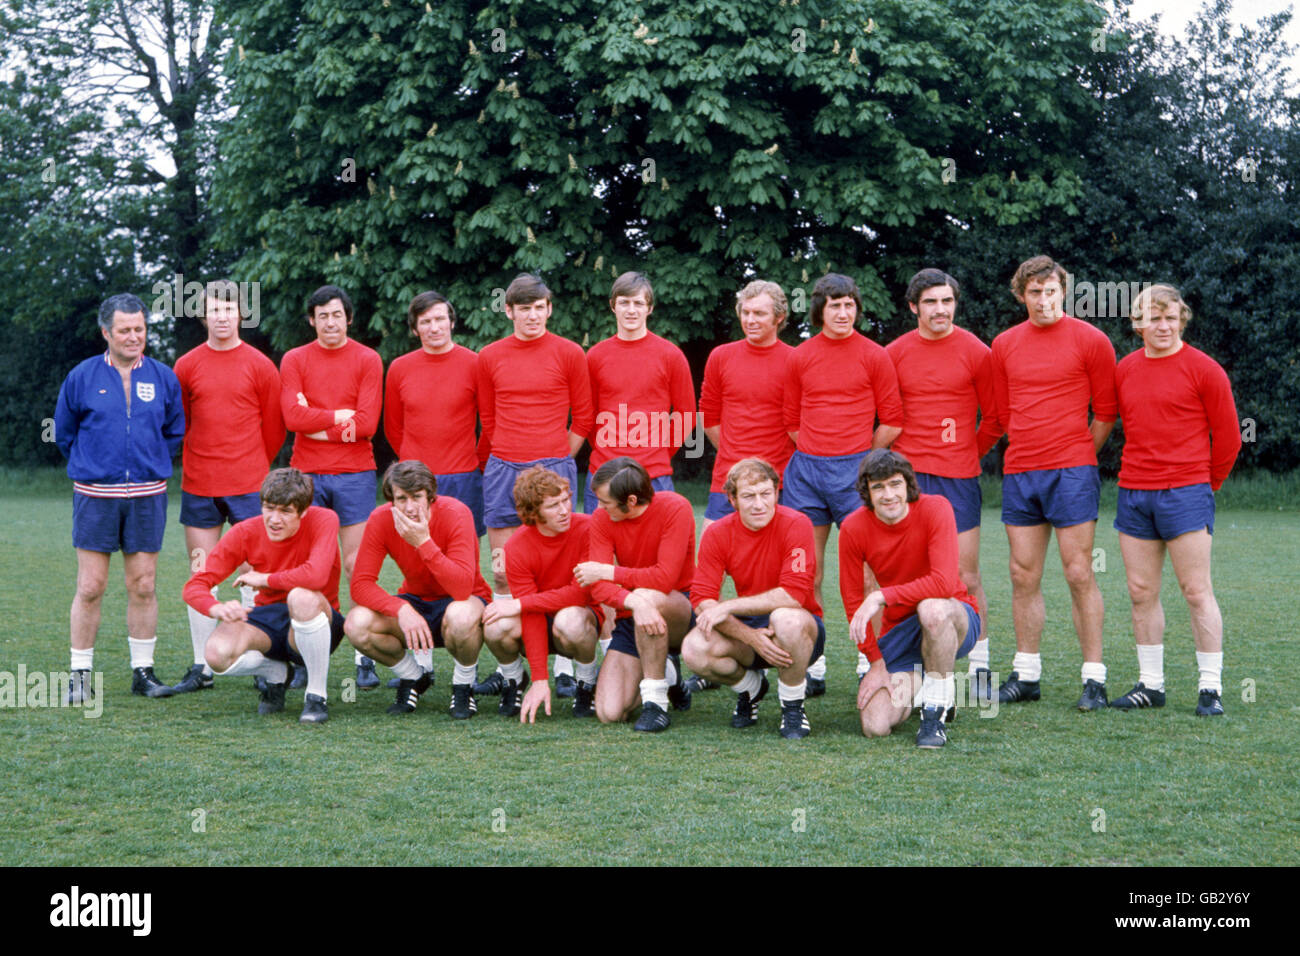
left=877, top=603, right=980, bottom=674
left=311, top=470, right=378, bottom=527
left=733, top=613, right=826, bottom=670
left=395, top=593, right=454, bottom=648
left=72, top=492, right=167, bottom=553
left=916, top=473, right=982, bottom=534
left=583, top=470, right=674, bottom=514
left=782, top=450, right=866, bottom=527
left=607, top=591, right=695, bottom=658
left=705, top=486, right=786, bottom=521
left=1114, top=485, right=1215, bottom=541
left=246, top=604, right=346, bottom=665
left=483, top=455, right=578, bottom=529
left=179, top=490, right=262, bottom=529
left=1001, top=466, right=1100, bottom=528
left=436, top=470, right=486, bottom=538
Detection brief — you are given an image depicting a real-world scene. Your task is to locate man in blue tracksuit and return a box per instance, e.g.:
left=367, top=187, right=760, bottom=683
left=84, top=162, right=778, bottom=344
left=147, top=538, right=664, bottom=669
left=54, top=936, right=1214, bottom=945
left=54, top=293, right=185, bottom=704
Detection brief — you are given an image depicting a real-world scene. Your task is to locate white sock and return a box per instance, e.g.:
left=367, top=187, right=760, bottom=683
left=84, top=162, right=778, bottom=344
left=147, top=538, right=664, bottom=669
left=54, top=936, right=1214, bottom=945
left=1012, top=652, right=1042, bottom=682
left=293, top=613, right=332, bottom=700
left=453, top=661, right=477, bottom=686
left=414, top=648, right=434, bottom=671
left=733, top=669, right=761, bottom=696
left=1136, top=644, right=1164, bottom=691
left=1081, top=661, right=1107, bottom=685
left=553, top=655, right=574, bottom=678
left=599, top=637, right=612, bottom=656
left=921, top=672, right=953, bottom=710
left=640, top=677, right=669, bottom=709
left=492, top=591, right=512, bottom=603
left=70, top=647, right=94, bottom=671
left=856, top=651, right=870, bottom=676
left=217, top=650, right=287, bottom=683
left=968, top=638, right=990, bottom=672
left=127, top=636, right=156, bottom=669
left=239, top=585, right=257, bottom=610
left=390, top=653, right=423, bottom=681
left=1196, top=651, right=1223, bottom=693
left=777, top=679, right=804, bottom=704
left=664, top=656, right=678, bottom=686
left=807, top=654, right=826, bottom=680
left=575, top=658, right=600, bottom=685
left=187, top=605, right=218, bottom=669
left=354, top=649, right=366, bottom=665
left=500, top=658, right=524, bottom=682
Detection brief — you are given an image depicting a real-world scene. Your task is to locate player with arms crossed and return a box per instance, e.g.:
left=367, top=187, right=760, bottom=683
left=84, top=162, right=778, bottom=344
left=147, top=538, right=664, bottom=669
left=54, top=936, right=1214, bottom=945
left=345, top=461, right=491, bottom=719
left=783, top=272, right=904, bottom=695
left=840, top=450, right=981, bottom=748
left=481, top=467, right=602, bottom=722
left=1111, top=285, right=1241, bottom=715
left=573, top=457, right=696, bottom=732
left=886, top=269, right=1001, bottom=698
left=279, top=284, right=384, bottom=690
left=181, top=468, right=344, bottom=724
left=383, top=290, right=484, bottom=685
left=55, top=293, right=185, bottom=703
left=682, top=459, right=825, bottom=738
left=172, top=280, right=285, bottom=694
left=475, top=274, right=593, bottom=698
left=988, top=255, right=1118, bottom=710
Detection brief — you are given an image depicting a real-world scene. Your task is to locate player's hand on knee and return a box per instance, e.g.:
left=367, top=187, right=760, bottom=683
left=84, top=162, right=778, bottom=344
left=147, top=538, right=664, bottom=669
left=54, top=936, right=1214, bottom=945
left=482, top=598, right=520, bottom=627
left=520, top=681, right=551, bottom=724
left=752, top=626, right=793, bottom=668
left=857, top=660, right=889, bottom=710
left=211, top=600, right=248, bottom=624
left=397, top=603, right=433, bottom=650
left=628, top=594, right=667, bottom=637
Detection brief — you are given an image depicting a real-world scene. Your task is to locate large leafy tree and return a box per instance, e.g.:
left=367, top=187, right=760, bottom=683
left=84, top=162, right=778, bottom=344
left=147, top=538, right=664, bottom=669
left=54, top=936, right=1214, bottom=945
left=213, top=0, right=1105, bottom=359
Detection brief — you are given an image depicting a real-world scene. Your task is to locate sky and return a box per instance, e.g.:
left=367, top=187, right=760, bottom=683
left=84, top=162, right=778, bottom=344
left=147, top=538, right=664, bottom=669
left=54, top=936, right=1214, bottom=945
left=1129, top=0, right=1300, bottom=72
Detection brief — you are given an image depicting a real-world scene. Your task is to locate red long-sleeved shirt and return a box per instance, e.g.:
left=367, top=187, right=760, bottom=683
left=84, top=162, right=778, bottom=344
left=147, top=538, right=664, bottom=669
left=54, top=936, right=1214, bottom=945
left=477, top=332, right=593, bottom=463
left=700, top=339, right=796, bottom=492
left=989, top=316, right=1117, bottom=474
left=175, top=342, right=285, bottom=496
left=349, top=500, right=491, bottom=618
left=838, top=494, right=976, bottom=662
left=384, top=345, right=479, bottom=475
left=182, top=506, right=341, bottom=614
left=587, top=332, right=696, bottom=478
left=783, top=331, right=904, bottom=457
left=691, top=505, right=821, bottom=617
left=1116, top=345, right=1241, bottom=491
left=505, top=513, right=601, bottom=680
left=280, top=339, right=383, bottom=474
left=886, top=327, right=1001, bottom=478
left=588, top=491, right=696, bottom=614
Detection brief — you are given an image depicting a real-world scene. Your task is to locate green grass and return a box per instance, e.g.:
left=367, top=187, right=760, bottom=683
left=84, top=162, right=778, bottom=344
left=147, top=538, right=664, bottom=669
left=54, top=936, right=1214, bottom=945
left=1, top=485, right=1296, bottom=866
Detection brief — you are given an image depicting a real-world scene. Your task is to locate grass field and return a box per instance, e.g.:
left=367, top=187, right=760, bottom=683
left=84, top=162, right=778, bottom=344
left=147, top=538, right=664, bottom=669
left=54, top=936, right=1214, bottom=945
left=1, top=479, right=1297, bottom=866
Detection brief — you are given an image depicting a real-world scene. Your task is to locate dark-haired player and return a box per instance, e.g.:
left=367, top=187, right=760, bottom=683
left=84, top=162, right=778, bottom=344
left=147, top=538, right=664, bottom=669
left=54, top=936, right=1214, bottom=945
left=181, top=468, right=344, bottom=724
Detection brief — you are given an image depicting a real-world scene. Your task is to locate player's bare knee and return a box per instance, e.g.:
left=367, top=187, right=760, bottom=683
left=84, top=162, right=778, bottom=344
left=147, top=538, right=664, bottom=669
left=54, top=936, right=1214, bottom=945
left=860, top=708, right=894, bottom=738
left=1008, top=559, right=1041, bottom=592
left=916, top=599, right=951, bottom=635
left=443, top=599, right=483, bottom=637
left=343, top=608, right=374, bottom=649
left=286, top=587, right=323, bottom=619
left=1126, top=577, right=1159, bottom=606
left=1179, top=579, right=1214, bottom=610
left=74, top=575, right=108, bottom=604
left=552, top=606, right=588, bottom=642
left=681, top=629, right=709, bottom=672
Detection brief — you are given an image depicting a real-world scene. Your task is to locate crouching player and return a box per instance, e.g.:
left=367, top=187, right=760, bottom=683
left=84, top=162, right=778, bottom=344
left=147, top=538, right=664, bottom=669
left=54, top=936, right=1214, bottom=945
left=1111, top=285, right=1241, bottom=715
left=573, top=457, right=696, bottom=733
left=840, top=450, right=980, bottom=748
left=482, top=467, right=602, bottom=722
left=345, top=461, right=491, bottom=719
left=682, top=459, right=824, bottom=739
left=181, top=468, right=343, bottom=723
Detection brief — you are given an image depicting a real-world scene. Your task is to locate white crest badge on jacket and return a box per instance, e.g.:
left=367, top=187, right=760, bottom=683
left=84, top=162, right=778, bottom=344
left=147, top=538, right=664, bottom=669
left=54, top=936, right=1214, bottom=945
left=136, top=381, right=155, bottom=402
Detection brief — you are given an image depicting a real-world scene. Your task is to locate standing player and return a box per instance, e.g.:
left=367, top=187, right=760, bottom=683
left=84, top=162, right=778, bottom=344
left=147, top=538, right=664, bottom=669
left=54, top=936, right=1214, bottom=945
left=988, top=255, right=1118, bottom=710
left=573, top=457, right=696, bottom=732
left=55, top=293, right=185, bottom=703
left=840, top=450, right=981, bottom=748
left=171, top=279, right=285, bottom=695
left=1111, top=285, right=1241, bottom=715
left=886, top=269, right=1001, bottom=697
left=783, top=272, right=904, bottom=694
left=384, top=290, right=483, bottom=684
left=345, top=461, right=491, bottom=719
left=279, top=284, right=384, bottom=690
left=475, top=274, right=593, bottom=697
left=682, top=459, right=824, bottom=738
left=480, top=467, right=602, bottom=722
left=181, top=468, right=343, bottom=723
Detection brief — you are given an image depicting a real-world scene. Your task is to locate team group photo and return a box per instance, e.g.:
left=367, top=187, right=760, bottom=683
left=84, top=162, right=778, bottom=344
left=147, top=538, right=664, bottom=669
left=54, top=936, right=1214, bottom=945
left=2, top=0, right=1295, bottom=876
